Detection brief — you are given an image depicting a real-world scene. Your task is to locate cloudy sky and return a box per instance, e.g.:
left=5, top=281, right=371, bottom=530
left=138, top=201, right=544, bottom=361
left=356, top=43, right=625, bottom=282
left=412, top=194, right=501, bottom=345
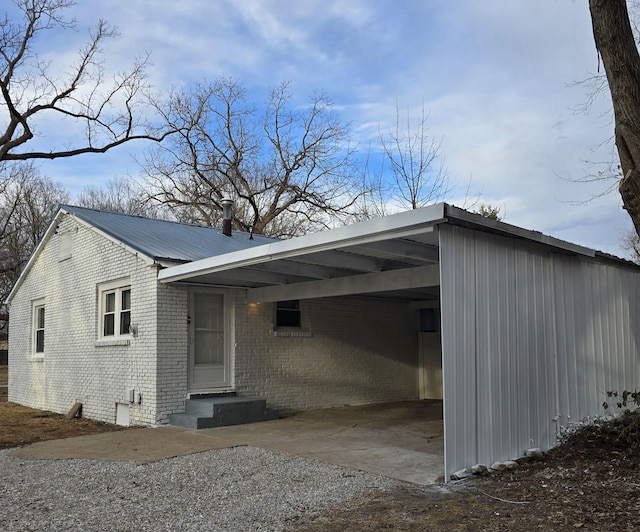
left=13, top=0, right=632, bottom=256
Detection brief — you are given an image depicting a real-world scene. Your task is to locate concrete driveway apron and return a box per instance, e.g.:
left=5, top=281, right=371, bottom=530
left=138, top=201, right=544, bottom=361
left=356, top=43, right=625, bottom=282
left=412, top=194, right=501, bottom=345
left=12, top=400, right=444, bottom=485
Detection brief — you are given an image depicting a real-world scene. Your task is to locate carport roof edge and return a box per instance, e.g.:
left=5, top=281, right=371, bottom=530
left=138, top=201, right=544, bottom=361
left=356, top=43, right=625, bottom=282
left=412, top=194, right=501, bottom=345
left=158, top=203, right=447, bottom=284
left=157, top=203, right=599, bottom=285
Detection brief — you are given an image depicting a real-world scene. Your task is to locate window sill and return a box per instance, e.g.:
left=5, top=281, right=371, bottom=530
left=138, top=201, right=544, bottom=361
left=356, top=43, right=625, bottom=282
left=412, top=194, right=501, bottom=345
left=95, top=338, right=131, bottom=347
left=30, top=355, right=45, bottom=362
left=273, top=329, right=313, bottom=338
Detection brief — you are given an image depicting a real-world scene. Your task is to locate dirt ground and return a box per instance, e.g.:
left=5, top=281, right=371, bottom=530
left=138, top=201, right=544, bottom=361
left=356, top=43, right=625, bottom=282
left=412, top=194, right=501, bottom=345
left=2, top=364, right=639, bottom=530
left=0, top=365, right=126, bottom=449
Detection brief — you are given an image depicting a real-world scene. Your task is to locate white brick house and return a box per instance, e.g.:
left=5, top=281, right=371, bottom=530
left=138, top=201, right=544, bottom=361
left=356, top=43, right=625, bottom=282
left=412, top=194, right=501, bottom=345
left=7, top=205, right=420, bottom=427
left=8, top=203, right=640, bottom=478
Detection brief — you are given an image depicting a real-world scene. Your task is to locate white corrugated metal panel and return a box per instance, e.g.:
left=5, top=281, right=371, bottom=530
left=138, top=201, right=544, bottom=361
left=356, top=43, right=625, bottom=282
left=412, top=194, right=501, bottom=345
left=439, top=225, right=478, bottom=473
left=553, top=255, right=640, bottom=425
left=440, top=224, right=640, bottom=478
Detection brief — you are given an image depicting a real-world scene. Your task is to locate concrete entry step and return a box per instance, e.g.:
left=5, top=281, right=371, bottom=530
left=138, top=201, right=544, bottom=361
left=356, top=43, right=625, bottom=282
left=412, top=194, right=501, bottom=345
left=170, top=396, right=278, bottom=429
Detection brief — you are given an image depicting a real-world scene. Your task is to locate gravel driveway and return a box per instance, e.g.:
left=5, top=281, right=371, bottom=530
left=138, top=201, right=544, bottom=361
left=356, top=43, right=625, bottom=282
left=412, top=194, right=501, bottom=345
left=0, top=446, right=397, bottom=531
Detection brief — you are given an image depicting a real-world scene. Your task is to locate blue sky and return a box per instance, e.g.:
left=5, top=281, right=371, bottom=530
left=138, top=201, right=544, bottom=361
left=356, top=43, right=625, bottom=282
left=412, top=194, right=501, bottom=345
left=21, top=0, right=631, bottom=256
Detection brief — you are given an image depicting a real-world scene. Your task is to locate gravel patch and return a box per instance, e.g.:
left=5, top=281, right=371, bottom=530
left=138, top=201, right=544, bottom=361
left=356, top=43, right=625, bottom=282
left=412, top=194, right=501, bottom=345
left=0, top=446, right=397, bottom=531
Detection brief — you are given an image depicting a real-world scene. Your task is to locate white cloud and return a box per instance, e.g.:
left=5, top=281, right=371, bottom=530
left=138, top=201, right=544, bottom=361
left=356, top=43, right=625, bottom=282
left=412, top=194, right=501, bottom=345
left=15, top=0, right=632, bottom=257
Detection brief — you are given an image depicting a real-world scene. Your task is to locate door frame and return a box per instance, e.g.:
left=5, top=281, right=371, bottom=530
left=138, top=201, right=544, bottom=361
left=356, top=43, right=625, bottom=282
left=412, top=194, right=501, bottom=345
left=187, top=287, right=233, bottom=393
left=416, top=303, right=443, bottom=400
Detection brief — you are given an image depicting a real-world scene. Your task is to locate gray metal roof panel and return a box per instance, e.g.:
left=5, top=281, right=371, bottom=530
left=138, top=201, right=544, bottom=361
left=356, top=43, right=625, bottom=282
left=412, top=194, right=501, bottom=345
left=61, top=205, right=278, bottom=262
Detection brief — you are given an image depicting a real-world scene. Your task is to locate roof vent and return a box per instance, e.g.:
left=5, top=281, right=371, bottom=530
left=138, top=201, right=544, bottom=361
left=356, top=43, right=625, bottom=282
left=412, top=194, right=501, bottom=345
left=221, top=197, right=233, bottom=237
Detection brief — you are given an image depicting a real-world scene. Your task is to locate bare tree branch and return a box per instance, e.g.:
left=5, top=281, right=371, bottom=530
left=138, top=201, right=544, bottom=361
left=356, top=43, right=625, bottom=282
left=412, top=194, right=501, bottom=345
left=0, top=161, right=68, bottom=330
left=0, top=0, right=174, bottom=162
left=379, top=102, right=450, bottom=210
left=142, top=78, right=364, bottom=237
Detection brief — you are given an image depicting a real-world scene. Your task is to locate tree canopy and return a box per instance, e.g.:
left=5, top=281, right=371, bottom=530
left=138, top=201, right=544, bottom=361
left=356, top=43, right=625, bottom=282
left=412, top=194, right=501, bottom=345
left=142, top=79, right=368, bottom=237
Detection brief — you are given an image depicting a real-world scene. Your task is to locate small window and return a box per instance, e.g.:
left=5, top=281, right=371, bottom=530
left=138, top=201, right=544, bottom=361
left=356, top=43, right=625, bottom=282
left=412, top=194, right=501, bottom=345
left=419, top=308, right=440, bottom=333
left=276, top=300, right=301, bottom=328
left=33, top=301, right=45, bottom=354
left=100, top=284, right=131, bottom=338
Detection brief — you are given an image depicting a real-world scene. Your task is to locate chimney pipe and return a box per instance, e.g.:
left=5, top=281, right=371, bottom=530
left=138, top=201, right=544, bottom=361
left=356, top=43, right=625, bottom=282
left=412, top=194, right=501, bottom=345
left=221, top=197, right=233, bottom=237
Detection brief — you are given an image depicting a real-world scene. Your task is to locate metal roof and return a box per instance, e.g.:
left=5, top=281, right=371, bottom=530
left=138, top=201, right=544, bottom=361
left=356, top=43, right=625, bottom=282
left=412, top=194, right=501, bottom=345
left=62, top=205, right=278, bottom=264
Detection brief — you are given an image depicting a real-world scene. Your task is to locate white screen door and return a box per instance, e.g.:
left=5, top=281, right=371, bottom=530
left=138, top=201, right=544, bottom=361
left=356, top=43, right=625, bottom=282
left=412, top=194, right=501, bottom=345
left=189, top=290, right=229, bottom=391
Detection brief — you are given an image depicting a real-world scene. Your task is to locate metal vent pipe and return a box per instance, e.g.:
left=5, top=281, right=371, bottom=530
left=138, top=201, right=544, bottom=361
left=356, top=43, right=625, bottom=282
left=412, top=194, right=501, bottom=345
left=221, top=197, right=233, bottom=237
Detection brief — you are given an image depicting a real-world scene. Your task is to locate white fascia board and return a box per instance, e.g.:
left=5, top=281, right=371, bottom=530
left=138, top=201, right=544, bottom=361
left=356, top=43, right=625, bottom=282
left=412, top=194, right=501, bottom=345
left=158, top=203, right=446, bottom=284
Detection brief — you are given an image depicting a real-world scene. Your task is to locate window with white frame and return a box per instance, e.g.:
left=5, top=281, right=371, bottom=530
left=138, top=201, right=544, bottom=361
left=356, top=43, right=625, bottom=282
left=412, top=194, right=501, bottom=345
left=99, top=282, right=131, bottom=338
left=33, top=299, right=45, bottom=355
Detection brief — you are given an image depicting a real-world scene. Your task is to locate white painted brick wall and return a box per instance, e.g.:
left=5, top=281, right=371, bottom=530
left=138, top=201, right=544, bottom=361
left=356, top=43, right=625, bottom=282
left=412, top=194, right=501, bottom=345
left=8, top=214, right=162, bottom=425
left=155, top=283, right=188, bottom=424
left=233, top=294, right=419, bottom=412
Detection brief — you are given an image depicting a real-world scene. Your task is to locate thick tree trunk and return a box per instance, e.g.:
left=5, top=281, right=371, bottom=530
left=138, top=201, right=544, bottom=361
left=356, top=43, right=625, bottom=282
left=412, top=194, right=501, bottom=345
left=589, top=0, right=640, bottom=236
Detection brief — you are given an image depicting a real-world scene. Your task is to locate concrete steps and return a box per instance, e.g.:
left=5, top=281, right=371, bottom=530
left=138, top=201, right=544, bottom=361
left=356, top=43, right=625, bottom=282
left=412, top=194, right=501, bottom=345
left=169, top=395, right=278, bottom=429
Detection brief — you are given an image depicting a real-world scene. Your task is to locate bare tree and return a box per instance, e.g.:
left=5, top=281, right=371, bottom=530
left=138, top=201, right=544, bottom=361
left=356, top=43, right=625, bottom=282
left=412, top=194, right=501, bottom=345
left=379, top=103, right=449, bottom=210
left=76, top=176, right=162, bottom=218
left=589, top=0, right=640, bottom=236
left=0, top=0, right=173, bottom=162
left=563, top=3, right=640, bottom=204
left=0, top=162, right=68, bottom=327
left=621, top=227, right=640, bottom=263
left=142, top=78, right=364, bottom=237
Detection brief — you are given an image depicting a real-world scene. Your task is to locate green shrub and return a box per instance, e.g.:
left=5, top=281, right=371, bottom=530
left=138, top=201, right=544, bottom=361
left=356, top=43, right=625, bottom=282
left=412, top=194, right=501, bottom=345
left=602, top=390, right=640, bottom=453
left=603, top=390, right=640, bottom=410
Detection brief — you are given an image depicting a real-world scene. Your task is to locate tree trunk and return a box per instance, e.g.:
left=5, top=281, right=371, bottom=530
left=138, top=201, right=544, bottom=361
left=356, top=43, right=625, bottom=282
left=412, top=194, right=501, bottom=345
left=589, top=0, right=640, bottom=236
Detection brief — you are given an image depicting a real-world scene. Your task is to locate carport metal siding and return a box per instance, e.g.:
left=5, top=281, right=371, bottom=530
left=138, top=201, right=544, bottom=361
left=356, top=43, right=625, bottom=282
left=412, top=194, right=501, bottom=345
left=439, top=225, right=478, bottom=474
left=552, top=254, right=640, bottom=425
left=439, top=224, right=640, bottom=477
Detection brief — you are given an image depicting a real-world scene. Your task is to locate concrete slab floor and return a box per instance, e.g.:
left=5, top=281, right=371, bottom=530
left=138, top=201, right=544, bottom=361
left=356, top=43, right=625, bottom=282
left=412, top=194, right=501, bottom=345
left=12, top=400, right=444, bottom=485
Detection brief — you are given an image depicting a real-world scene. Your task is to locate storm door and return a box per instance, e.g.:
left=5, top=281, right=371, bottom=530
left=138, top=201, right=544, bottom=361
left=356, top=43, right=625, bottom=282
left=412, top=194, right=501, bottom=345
left=188, top=289, right=230, bottom=391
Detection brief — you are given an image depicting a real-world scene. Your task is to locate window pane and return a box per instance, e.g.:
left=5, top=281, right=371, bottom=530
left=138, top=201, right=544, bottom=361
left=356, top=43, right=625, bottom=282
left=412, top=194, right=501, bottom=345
left=194, top=294, right=223, bottom=329
left=120, top=310, right=131, bottom=335
left=277, top=300, right=300, bottom=311
left=277, top=300, right=301, bottom=327
left=419, top=308, right=440, bottom=332
left=34, top=305, right=45, bottom=353
left=36, top=329, right=44, bottom=353
left=121, top=289, right=131, bottom=311
left=194, top=331, right=224, bottom=364
left=105, top=292, right=115, bottom=313
left=104, top=314, right=115, bottom=336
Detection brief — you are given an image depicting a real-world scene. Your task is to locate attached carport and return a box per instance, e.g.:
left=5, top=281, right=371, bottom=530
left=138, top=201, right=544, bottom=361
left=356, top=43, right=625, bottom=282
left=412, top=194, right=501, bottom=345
left=158, top=202, right=640, bottom=479
left=159, top=203, right=446, bottom=408
left=158, top=203, right=444, bottom=304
